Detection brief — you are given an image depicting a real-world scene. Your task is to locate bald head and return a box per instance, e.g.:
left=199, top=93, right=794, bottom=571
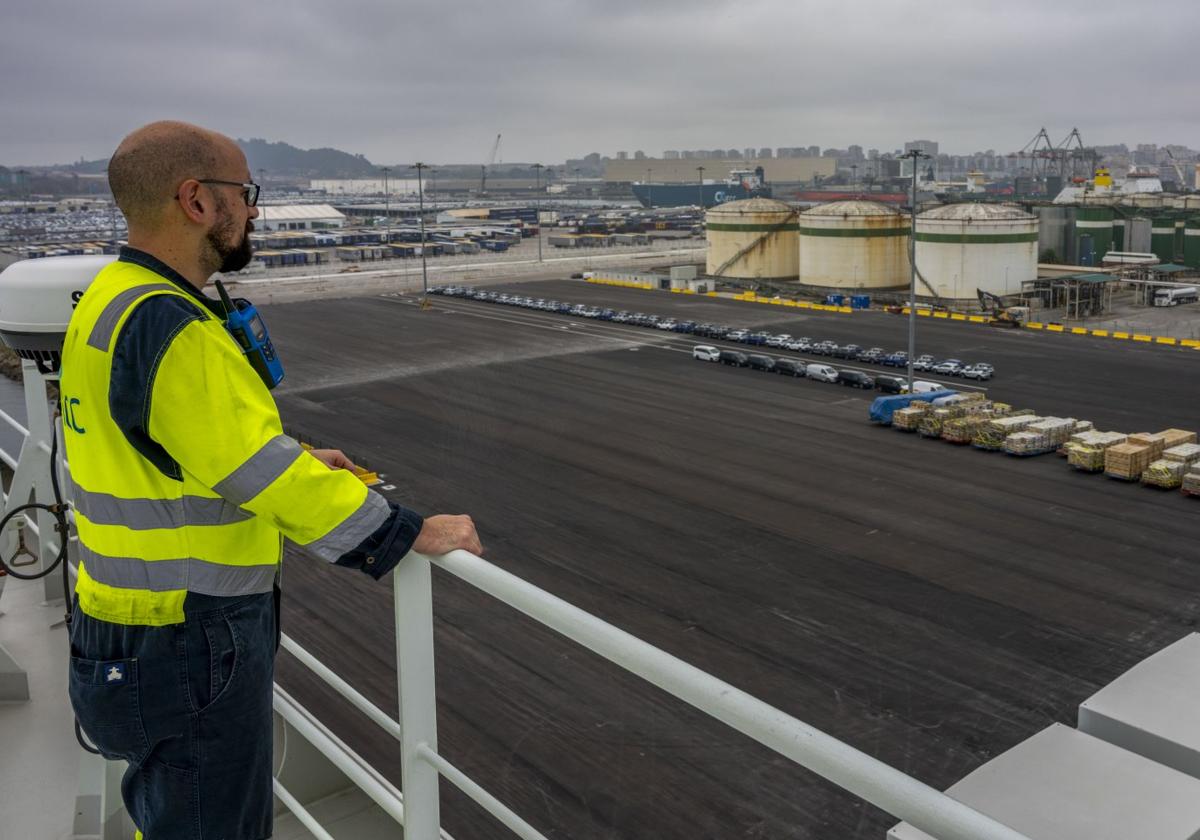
left=108, top=121, right=243, bottom=231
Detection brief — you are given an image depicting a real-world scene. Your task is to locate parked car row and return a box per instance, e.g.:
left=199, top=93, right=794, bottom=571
left=429, top=286, right=995, bottom=379
left=692, top=345, right=947, bottom=394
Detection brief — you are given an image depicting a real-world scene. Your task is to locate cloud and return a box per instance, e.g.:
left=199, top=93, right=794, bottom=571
left=1, top=0, right=1196, bottom=166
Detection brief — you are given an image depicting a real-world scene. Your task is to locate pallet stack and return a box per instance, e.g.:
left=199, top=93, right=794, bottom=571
left=942, top=415, right=991, bottom=445
left=1127, top=432, right=1167, bottom=460
left=892, top=402, right=931, bottom=432
left=1164, top=442, right=1200, bottom=464
left=1143, top=443, right=1200, bottom=489
left=1142, top=459, right=1188, bottom=489
left=973, top=413, right=1039, bottom=451
left=1003, top=418, right=1076, bottom=456
left=1162, top=429, right=1198, bottom=448
left=1105, top=443, right=1154, bottom=481
left=1065, top=431, right=1128, bottom=472
left=1183, top=472, right=1200, bottom=498
left=919, top=408, right=953, bottom=439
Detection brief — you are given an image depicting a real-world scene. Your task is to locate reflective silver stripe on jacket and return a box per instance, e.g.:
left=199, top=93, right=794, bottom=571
left=212, top=435, right=304, bottom=506
left=302, top=490, right=391, bottom=563
left=79, top=545, right=277, bottom=596
left=87, top=283, right=181, bottom=351
left=70, top=478, right=254, bottom=530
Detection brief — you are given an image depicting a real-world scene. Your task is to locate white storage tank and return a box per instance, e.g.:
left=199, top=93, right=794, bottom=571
left=798, top=200, right=909, bottom=289
left=705, top=198, right=798, bottom=281
left=914, top=203, right=1038, bottom=300
left=1123, top=193, right=1166, bottom=210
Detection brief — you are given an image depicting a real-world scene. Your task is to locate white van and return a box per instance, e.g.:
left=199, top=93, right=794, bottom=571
left=909, top=380, right=948, bottom=394
left=806, top=363, right=838, bottom=383
left=692, top=345, right=720, bottom=362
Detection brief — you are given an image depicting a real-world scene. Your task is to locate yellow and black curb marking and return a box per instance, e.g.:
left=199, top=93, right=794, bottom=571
left=1019, top=320, right=1199, bottom=349
left=585, top=277, right=1199, bottom=347
left=585, top=276, right=855, bottom=314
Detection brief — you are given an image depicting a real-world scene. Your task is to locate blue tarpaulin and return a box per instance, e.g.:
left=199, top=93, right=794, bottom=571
left=869, top=391, right=957, bottom=424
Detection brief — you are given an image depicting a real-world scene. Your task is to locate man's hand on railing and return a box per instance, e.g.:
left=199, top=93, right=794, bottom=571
left=413, top=514, right=483, bottom=556
left=309, top=448, right=356, bottom=470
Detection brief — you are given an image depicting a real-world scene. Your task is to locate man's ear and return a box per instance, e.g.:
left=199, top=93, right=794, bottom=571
left=175, top=179, right=209, bottom=224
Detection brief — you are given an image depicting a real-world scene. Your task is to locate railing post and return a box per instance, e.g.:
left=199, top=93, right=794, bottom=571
left=393, top=552, right=441, bottom=838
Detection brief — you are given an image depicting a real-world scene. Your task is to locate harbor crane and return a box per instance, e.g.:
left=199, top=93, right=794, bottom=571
left=480, top=133, right=501, bottom=195
left=1164, top=149, right=1187, bottom=188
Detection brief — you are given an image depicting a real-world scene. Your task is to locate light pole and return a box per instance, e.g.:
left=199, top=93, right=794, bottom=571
left=647, top=167, right=653, bottom=209
left=411, top=162, right=429, bottom=301
left=901, top=149, right=929, bottom=393
left=696, top=165, right=706, bottom=210
left=532, top=163, right=544, bottom=263
left=256, top=168, right=266, bottom=234
left=380, top=165, right=392, bottom=251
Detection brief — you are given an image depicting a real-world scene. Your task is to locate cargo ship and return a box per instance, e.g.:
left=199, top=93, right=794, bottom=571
left=632, top=166, right=771, bottom=208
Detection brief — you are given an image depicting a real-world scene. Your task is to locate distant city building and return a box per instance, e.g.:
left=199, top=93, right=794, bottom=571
left=663, top=150, right=680, bottom=160
left=633, top=150, right=646, bottom=160
left=616, top=151, right=628, bottom=160
left=904, top=139, right=939, bottom=157
left=758, top=147, right=772, bottom=159
left=807, top=145, right=820, bottom=157
left=744, top=148, right=756, bottom=160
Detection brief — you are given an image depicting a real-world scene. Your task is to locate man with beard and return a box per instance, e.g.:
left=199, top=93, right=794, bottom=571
left=60, top=121, right=481, bottom=839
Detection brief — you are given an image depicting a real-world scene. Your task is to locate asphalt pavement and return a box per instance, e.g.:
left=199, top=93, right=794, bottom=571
left=263, top=279, right=1200, bottom=840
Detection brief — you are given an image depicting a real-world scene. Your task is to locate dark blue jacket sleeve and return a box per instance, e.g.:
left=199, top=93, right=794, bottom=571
left=333, top=502, right=424, bottom=580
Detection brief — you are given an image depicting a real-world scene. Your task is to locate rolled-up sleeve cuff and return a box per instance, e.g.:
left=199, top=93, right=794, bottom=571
left=333, top=502, right=424, bottom=581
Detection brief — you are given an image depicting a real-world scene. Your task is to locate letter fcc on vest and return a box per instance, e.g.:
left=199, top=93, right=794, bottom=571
left=39, top=254, right=391, bottom=627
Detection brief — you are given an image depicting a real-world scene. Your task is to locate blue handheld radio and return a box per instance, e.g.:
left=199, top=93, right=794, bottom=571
left=214, top=280, right=285, bottom=389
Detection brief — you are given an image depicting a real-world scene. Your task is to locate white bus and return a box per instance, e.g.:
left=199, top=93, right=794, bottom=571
left=1154, top=286, right=1199, bottom=307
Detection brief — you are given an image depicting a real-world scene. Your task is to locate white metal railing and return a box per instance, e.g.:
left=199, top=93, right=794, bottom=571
left=0, top=368, right=1032, bottom=840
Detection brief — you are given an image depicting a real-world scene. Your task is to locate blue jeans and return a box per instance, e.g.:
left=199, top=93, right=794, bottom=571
left=68, top=592, right=277, bottom=839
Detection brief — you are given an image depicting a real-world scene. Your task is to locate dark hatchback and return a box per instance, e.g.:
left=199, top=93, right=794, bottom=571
left=719, top=350, right=749, bottom=367
left=874, top=374, right=906, bottom=394
left=746, top=354, right=777, bottom=372
left=775, top=358, right=806, bottom=377
left=838, top=369, right=875, bottom=389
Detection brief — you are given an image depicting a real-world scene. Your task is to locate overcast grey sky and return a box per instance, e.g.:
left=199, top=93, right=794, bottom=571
left=2, top=0, right=1196, bottom=167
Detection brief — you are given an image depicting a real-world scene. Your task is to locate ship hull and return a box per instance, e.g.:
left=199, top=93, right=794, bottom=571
left=632, top=182, right=772, bottom=209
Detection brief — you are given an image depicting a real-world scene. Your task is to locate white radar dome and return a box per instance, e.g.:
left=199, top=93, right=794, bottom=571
left=0, top=255, right=115, bottom=371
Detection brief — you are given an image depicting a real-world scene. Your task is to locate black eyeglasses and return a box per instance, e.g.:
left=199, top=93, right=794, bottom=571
left=197, top=179, right=260, bottom=207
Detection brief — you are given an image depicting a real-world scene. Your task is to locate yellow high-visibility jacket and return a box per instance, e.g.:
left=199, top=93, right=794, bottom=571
left=59, top=257, right=390, bottom=626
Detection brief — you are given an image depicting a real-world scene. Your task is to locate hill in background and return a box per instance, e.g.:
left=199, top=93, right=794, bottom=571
left=51, top=138, right=380, bottom=180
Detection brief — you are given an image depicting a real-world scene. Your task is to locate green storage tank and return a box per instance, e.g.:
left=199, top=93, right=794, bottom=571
left=1076, top=205, right=1113, bottom=262
left=1151, top=212, right=1177, bottom=263
left=1111, top=209, right=1126, bottom=251
left=1185, top=217, right=1200, bottom=269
